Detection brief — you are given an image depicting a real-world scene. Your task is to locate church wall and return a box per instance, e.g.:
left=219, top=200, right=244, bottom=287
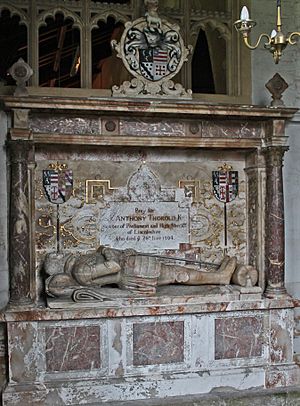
left=251, top=0, right=300, bottom=107
left=251, top=0, right=300, bottom=355
left=251, top=0, right=300, bottom=291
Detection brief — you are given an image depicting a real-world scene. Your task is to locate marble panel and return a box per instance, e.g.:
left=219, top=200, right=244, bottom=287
left=266, top=365, right=299, bottom=388
left=45, top=325, right=101, bottom=372
left=119, top=119, right=185, bottom=137
left=215, top=316, right=264, bottom=360
left=133, top=321, right=184, bottom=366
left=202, top=121, right=263, bottom=138
left=8, top=322, right=43, bottom=383
left=269, top=309, right=293, bottom=364
left=29, top=115, right=100, bottom=135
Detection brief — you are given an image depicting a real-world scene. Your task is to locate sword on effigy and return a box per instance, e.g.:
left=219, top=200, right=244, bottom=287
left=134, top=251, right=219, bottom=269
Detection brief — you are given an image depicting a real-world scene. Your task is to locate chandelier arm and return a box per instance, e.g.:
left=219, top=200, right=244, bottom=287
left=243, top=33, right=271, bottom=50
left=287, top=32, right=300, bottom=45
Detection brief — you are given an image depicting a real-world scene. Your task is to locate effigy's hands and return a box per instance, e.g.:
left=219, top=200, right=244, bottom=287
left=123, top=248, right=138, bottom=257
left=101, top=247, right=122, bottom=262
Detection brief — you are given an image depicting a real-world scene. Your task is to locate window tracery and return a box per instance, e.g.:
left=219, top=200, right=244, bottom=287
left=0, top=0, right=251, bottom=101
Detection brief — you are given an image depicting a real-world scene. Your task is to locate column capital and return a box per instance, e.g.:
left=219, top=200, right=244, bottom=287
left=262, top=145, right=289, bottom=167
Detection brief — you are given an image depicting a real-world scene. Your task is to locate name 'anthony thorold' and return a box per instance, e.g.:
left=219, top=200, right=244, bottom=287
left=115, top=214, right=183, bottom=222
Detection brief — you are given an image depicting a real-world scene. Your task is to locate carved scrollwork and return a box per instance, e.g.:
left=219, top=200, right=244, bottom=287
left=112, top=77, right=192, bottom=98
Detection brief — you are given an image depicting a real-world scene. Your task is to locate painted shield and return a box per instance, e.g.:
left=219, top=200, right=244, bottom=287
left=123, top=23, right=182, bottom=83
left=212, top=171, right=238, bottom=203
left=139, top=48, right=169, bottom=81
left=43, top=169, right=73, bottom=204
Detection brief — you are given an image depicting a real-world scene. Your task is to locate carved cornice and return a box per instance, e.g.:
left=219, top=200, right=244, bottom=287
left=2, top=96, right=297, bottom=119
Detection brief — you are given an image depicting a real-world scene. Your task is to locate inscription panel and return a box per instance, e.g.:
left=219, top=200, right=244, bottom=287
left=100, top=202, right=189, bottom=250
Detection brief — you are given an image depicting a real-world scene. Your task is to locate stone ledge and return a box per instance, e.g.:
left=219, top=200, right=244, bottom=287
left=0, top=292, right=295, bottom=322
left=100, top=386, right=300, bottom=406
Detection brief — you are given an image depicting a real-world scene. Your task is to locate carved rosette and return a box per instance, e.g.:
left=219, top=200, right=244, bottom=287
left=8, top=139, right=35, bottom=305
left=263, top=146, right=288, bottom=297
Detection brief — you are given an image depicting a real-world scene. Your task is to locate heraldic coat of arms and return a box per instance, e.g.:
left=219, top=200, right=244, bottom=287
left=212, top=169, right=239, bottom=204
left=112, top=0, right=192, bottom=98
left=43, top=164, right=73, bottom=205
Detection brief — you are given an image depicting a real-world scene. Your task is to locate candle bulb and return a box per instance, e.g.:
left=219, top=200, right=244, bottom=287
left=234, top=0, right=300, bottom=64
left=240, top=6, right=250, bottom=20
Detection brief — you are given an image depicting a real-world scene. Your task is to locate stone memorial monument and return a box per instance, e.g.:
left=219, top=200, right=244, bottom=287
left=0, top=0, right=299, bottom=404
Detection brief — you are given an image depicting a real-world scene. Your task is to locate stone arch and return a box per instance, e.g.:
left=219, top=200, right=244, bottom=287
left=0, top=3, right=29, bottom=27
left=37, top=7, right=83, bottom=30
left=90, top=11, right=129, bottom=30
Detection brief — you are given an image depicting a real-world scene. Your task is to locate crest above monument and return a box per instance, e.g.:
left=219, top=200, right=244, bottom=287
left=111, top=0, right=192, bottom=99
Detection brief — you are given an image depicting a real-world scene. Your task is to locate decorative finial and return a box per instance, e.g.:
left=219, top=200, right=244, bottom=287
left=218, top=163, right=233, bottom=172
left=265, top=73, right=288, bottom=107
left=8, top=58, right=33, bottom=97
left=144, top=0, right=161, bottom=29
left=48, top=162, right=68, bottom=171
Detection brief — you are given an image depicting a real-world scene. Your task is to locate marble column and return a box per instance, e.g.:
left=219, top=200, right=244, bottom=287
left=264, top=146, right=288, bottom=298
left=8, top=139, right=34, bottom=305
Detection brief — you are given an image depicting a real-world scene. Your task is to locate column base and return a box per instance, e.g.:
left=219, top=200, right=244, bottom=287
left=8, top=298, right=35, bottom=307
left=264, top=286, right=288, bottom=299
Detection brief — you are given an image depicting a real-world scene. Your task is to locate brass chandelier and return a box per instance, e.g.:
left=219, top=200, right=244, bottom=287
left=234, top=0, right=300, bottom=64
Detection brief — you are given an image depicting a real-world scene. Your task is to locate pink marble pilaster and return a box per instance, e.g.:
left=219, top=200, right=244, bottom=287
left=264, top=146, right=288, bottom=297
left=8, top=139, right=34, bottom=305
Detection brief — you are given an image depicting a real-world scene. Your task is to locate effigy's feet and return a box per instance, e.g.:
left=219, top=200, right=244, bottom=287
left=218, top=256, right=237, bottom=284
